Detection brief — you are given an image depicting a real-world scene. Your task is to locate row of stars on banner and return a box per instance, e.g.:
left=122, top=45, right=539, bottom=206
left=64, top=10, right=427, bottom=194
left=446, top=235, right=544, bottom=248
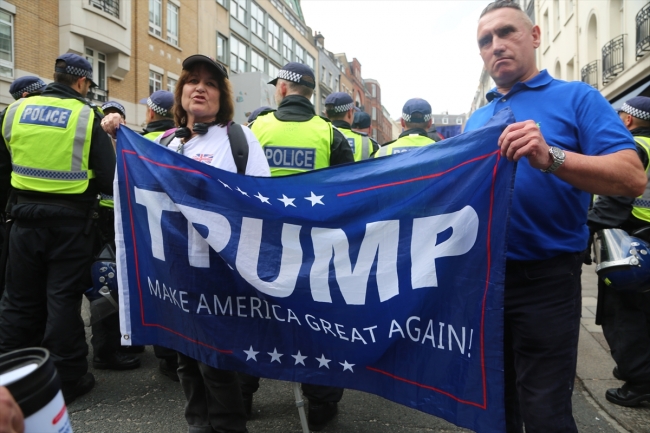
left=217, top=179, right=325, bottom=208
left=243, top=346, right=355, bottom=372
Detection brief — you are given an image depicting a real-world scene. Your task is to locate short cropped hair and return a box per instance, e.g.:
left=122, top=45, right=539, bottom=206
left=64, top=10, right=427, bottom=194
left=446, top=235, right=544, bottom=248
left=325, top=105, right=347, bottom=120
left=480, top=0, right=533, bottom=27
left=53, top=60, right=80, bottom=87
left=281, top=79, right=313, bottom=99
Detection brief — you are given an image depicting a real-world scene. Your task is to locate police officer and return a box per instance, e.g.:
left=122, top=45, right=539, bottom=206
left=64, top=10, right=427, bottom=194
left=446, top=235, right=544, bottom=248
left=324, top=92, right=378, bottom=161
left=244, top=105, right=273, bottom=126
left=589, top=96, right=650, bottom=407
left=90, top=100, right=142, bottom=370
left=0, top=53, right=116, bottom=404
left=140, top=90, right=175, bottom=140
left=350, top=110, right=379, bottom=149
left=247, top=62, right=353, bottom=431
left=8, top=76, right=46, bottom=100
left=374, top=98, right=435, bottom=157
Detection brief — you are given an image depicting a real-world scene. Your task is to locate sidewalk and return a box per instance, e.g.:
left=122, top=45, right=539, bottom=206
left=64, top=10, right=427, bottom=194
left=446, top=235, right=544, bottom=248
left=578, top=263, right=650, bottom=432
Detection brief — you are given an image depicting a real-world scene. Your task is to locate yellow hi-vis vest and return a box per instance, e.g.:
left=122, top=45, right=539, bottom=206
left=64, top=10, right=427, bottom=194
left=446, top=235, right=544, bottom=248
left=251, top=113, right=332, bottom=177
left=631, top=135, right=650, bottom=222
left=144, top=131, right=165, bottom=140
left=2, top=96, right=95, bottom=194
left=374, top=134, right=434, bottom=158
left=339, top=128, right=371, bottom=161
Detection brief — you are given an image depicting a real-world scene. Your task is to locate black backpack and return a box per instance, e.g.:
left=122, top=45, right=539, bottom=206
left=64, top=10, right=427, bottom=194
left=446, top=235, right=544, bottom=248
left=159, top=122, right=249, bottom=174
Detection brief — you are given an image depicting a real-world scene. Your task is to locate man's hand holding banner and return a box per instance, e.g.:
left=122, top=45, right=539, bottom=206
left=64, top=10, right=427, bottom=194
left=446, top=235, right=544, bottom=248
left=116, top=109, right=516, bottom=433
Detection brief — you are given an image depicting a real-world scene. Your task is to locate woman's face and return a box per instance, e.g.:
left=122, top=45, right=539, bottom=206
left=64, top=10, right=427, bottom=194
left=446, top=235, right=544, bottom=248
left=181, top=64, right=221, bottom=124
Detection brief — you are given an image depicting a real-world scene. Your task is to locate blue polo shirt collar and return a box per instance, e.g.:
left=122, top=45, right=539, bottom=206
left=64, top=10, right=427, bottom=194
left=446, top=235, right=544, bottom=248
left=486, top=69, right=552, bottom=102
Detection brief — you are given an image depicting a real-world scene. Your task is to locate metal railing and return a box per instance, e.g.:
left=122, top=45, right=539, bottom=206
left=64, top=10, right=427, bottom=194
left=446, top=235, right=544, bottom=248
left=88, top=87, right=108, bottom=103
left=602, top=35, right=625, bottom=85
left=637, top=2, right=650, bottom=58
left=581, top=60, right=598, bottom=88
left=89, top=0, right=119, bottom=19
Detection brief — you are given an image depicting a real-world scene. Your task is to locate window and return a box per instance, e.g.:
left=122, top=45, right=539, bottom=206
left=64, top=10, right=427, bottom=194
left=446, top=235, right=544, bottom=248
left=167, top=76, right=177, bottom=93
left=372, top=84, right=377, bottom=98
left=306, top=54, right=315, bottom=71
left=268, top=19, right=280, bottom=52
left=230, top=37, right=247, bottom=73
left=0, top=10, right=13, bottom=78
left=251, top=50, right=265, bottom=73
left=167, top=2, right=179, bottom=46
left=372, top=129, right=377, bottom=141
left=455, top=118, right=463, bottom=125
left=149, top=70, right=163, bottom=95
left=89, top=0, right=120, bottom=19
left=269, top=62, right=279, bottom=78
left=251, top=3, right=265, bottom=39
left=543, top=10, right=549, bottom=48
left=321, top=67, right=326, bottom=83
left=371, top=107, right=376, bottom=121
left=553, top=0, right=560, bottom=33
left=85, top=48, right=107, bottom=101
left=217, top=34, right=228, bottom=64
left=149, top=0, right=162, bottom=37
left=328, top=72, right=333, bottom=88
left=282, top=33, right=294, bottom=64
left=334, top=78, right=339, bottom=91
left=295, top=44, right=304, bottom=63
left=230, top=0, right=245, bottom=23
left=216, top=0, right=225, bottom=6
left=442, top=117, right=449, bottom=124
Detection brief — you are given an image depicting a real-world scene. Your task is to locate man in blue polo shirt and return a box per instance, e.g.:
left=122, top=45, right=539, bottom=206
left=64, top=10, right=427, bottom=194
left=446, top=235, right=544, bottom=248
left=465, top=2, right=647, bottom=432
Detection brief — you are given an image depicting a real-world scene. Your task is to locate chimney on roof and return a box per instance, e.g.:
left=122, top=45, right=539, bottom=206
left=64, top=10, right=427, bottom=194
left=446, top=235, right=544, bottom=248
left=314, top=32, right=324, bottom=49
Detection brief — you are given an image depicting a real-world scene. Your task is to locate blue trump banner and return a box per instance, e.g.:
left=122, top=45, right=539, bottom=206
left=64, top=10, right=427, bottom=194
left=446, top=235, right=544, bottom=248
left=116, top=109, right=516, bottom=433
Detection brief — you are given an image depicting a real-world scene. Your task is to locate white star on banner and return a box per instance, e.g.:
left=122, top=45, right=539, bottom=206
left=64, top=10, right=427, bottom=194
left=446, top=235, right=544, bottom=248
left=244, top=346, right=259, bottom=361
left=304, top=191, right=324, bottom=206
left=268, top=348, right=283, bottom=363
left=236, top=187, right=249, bottom=197
left=218, top=179, right=232, bottom=190
left=292, top=351, right=307, bottom=366
left=254, top=192, right=270, bottom=204
left=278, top=194, right=296, bottom=207
left=339, top=360, right=355, bottom=372
left=315, top=354, right=331, bottom=369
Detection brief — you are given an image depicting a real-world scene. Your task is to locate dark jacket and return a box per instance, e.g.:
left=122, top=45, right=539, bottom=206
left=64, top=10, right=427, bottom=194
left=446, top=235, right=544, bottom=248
left=332, top=119, right=379, bottom=155
left=0, top=83, right=116, bottom=218
left=588, top=126, right=650, bottom=233
left=268, top=95, right=354, bottom=167
left=142, top=119, right=176, bottom=136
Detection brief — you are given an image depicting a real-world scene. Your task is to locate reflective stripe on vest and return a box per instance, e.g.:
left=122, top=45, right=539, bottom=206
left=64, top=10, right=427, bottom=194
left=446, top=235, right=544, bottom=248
left=100, top=192, right=114, bottom=209
left=2, top=96, right=95, bottom=194
left=340, top=128, right=370, bottom=161
left=252, top=113, right=331, bottom=177
left=631, top=135, right=650, bottom=222
left=374, top=134, right=434, bottom=158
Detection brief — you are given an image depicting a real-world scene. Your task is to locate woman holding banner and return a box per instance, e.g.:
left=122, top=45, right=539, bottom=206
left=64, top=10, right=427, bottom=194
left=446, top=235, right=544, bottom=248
left=102, top=54, right=270, bottom=433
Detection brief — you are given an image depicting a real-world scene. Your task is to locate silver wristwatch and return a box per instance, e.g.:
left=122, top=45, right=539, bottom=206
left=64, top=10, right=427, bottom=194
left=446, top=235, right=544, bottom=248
left=541, top=147, right=566, bottom=173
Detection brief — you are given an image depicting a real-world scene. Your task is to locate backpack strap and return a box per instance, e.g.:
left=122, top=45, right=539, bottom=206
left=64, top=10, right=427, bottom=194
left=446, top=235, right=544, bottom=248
left=159, top=128, right=178, bottom=147
left=227, top=122, right=249, bottom=175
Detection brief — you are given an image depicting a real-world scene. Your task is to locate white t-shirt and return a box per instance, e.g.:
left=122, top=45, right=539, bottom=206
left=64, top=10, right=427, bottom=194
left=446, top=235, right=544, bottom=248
left=156, top=124, right=270, bottom=177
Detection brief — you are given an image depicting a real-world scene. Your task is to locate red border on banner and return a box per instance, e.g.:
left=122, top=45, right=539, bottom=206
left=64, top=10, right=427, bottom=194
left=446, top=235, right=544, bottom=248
left=122, top=148, right=503, bottom=407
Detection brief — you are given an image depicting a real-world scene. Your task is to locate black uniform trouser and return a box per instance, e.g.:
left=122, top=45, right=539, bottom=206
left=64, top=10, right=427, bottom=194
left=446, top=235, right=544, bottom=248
left=504, top=252, right=582, bottom=433
left=177, top=352, right=247, bottom=433
left=239, top=373, right=343, bottom=403
left=600, top=279, right=650, bottom=387
left=0, top=219, right=93, bottom=383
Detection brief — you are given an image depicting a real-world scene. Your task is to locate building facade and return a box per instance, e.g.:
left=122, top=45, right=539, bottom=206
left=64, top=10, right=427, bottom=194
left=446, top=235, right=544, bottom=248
left=314, top=33, right=340, bottom=116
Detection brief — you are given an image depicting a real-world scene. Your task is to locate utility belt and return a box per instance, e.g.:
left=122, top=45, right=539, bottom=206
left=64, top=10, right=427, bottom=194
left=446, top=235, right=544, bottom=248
left=10, top=192, right=100, bottom=234
left=15, top=194, right=92, bottom=214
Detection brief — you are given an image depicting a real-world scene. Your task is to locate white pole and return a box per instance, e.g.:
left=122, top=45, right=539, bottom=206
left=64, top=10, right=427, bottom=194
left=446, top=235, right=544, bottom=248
left=292, top=382, right=310, bottom=433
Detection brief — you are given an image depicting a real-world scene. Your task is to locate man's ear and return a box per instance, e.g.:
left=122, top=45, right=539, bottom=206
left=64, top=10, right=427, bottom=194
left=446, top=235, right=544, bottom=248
left=531, top=25, right=541, bottom=49
left=400, top=118, right=406, bottom=128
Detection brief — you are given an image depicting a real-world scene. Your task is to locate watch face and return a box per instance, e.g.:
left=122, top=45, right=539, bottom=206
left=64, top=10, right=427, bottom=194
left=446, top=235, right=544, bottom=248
left=551, top=147, right=565, bottom=159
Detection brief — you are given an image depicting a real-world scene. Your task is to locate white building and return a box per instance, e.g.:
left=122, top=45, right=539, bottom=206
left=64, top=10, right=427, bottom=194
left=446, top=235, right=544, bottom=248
left=529, top=0, right=650, bottom=106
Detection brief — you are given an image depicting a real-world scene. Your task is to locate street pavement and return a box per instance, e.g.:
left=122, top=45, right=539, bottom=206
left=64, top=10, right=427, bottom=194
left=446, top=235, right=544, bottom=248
left=68, top=265, right=649, bottom=433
